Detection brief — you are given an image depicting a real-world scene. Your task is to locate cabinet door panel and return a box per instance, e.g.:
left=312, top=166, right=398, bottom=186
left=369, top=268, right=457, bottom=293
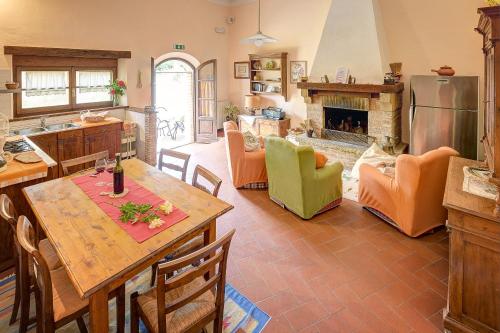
left=30, top=132, right=59, bottom=178
left=57, top=130, right=84, bottom=176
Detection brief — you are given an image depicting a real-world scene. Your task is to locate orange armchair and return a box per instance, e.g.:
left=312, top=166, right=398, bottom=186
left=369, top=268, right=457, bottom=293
left=358, top=147, right=459, bottom=237
left=223, top=121, right=267, bottom=188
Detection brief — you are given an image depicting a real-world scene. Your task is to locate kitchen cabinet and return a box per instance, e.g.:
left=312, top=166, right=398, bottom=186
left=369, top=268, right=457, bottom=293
left=84, top=123, right=122, bottom=158
left=29, top=132, right=58, bottom=179
left=57, top=129, right=84, bottom=176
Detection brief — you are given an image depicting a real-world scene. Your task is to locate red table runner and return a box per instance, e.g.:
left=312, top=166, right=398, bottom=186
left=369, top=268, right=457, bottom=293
left=72, top=172, right=189, bottom=243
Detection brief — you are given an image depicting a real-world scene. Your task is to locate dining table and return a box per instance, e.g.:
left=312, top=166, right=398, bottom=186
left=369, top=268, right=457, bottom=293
left=22, top=157, right=233, bottom=332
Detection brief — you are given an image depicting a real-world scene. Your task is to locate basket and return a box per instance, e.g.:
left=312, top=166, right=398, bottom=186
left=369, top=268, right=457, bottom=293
left=5, top=82, right=19, bottom=90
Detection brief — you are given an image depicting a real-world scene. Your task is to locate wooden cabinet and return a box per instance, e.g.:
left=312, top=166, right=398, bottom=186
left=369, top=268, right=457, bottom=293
left=57, top=129, right=84, bottom=176
left=84, top=123, right=122, bottom=158
left=443, top=157, right=500, bottom=333
left=238, top=116, right=290, bottom=138
left=30, top=132, right=59, bottom=179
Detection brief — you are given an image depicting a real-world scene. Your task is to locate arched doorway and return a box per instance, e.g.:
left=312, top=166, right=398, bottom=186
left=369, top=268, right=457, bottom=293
left=154, top=57, right=196, bottom=149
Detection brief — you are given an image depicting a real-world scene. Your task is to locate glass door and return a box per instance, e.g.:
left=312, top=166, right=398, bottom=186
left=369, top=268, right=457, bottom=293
left=195, top=59, right=217, bottom=143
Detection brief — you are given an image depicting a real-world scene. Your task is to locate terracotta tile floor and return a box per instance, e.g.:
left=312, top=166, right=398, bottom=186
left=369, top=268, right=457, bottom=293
left=174, top=140, right=449, bottom=333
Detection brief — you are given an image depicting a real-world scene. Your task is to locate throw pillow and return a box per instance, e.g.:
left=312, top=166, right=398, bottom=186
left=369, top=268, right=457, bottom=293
left=314, top=152, right=328, bottom=169
left=242, top=131, right=261, bottom=152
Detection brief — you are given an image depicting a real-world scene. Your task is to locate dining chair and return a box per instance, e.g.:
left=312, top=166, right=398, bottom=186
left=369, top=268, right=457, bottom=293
left=16, top=215, right=126, bottom=333
left=158, top=148, right=191, bottom=182
left=150, top=164, right=223, bottom=286
left=131, top=229, right=235, bottom=333
left=61, top=150, right=109, bottom=176
left=0, top=194, right=61, bottom=333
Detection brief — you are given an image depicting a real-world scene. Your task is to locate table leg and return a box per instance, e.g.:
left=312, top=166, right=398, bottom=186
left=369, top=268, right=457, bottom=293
left=204, top=219, right=216, bottom=280
left=89, top=289, right=109, bottom=332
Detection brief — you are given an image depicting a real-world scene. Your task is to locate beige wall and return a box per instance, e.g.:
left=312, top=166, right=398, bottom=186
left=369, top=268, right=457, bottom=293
left=0, top=0, right=230, bottom=119
left=227, top=0, right=485, bottom=142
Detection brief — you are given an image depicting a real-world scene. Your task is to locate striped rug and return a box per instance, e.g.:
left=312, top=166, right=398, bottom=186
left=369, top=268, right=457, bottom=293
left=0, top=270, right=270, bottom=333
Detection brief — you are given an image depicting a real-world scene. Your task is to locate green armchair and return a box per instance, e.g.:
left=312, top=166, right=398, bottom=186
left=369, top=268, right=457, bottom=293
left=264, top=137, right=343, bottom=219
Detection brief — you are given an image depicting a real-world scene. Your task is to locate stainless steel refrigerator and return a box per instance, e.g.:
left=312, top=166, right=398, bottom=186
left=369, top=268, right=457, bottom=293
left=409, top=75, right=479, bottom=159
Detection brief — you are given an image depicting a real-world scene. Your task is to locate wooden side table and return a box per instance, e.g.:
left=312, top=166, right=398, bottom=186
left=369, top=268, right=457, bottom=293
left=238, top=115, right=290, bottom=138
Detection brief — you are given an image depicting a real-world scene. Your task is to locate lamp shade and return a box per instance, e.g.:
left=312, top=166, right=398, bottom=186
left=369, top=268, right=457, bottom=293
left=244, top=94, right=261, bottom=109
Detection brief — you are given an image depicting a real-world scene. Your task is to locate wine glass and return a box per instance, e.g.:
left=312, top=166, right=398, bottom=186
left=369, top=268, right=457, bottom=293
left=94, top=158, right=106, bottom=174
left=105, top=158, right=116, bottom=174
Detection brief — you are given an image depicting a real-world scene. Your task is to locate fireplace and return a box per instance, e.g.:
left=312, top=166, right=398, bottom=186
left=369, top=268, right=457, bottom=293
left=294, top=82, right=406, bottom=168
left=323, top=107, right=368, bottom=146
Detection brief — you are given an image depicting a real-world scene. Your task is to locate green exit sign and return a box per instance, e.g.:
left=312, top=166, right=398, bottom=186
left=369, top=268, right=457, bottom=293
left=173, top=43, right=185, bottom=50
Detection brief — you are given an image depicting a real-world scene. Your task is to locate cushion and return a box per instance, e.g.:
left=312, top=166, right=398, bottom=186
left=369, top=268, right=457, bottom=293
left=51, top=267, right=88, bottom=322
left=137, top=276, right=216, bottom=333
left=39, top=239, right=62, bottom=270
left=314, top=152, right=328, bottom=169
left=351, top=143, right=396, bottom=179
left=242, top=131, right=260, bottom=152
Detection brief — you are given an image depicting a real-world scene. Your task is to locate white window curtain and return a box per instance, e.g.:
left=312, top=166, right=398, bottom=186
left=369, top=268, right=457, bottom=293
left=23, top=71, right=69, bottom=96
left=77, top=71, right=112, bottom=93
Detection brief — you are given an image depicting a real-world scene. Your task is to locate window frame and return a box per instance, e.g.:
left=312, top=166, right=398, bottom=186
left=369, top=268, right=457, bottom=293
left=13, top=55, right=117, bottom=118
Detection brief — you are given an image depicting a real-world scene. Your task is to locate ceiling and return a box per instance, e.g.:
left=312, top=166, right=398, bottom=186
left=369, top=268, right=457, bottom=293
left=208, top=0, right=255, bottom=6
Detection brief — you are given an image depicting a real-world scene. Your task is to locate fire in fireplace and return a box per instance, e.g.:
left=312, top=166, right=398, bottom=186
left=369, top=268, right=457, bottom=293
left=322, top=107, right=369, bottom=146
left=324, top=107, right=367, bottom=134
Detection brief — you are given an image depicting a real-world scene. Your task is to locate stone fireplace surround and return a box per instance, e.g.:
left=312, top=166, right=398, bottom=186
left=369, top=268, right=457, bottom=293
left=295, top=82, right=405, bottom=169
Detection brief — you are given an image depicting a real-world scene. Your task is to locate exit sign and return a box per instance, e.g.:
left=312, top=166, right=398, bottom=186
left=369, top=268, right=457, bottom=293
left=173, top=43, right=185, bottom=50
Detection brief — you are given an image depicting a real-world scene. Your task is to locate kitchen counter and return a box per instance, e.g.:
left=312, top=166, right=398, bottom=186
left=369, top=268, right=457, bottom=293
left=0, top=136, right=57, bottom=188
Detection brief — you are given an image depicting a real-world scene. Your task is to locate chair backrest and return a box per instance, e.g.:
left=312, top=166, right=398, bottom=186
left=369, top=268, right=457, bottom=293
left=158, top=148, right=191, bottom=182
left=61, top=150, right=109, bottom=176
left=264, top=136, right=314, bottom=193
left=192, top=165, right=222, bottom=197
left=156, top=229, right=235, bottom=333
left=0, top=194, right=18, bottom=231
left=17, top=216, right=54, bottom=331
left=223, top=121, right=238, bottom=132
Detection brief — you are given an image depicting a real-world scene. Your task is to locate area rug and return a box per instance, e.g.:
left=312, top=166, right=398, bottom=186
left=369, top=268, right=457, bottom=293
left=0, top=270, right=270, bottom=333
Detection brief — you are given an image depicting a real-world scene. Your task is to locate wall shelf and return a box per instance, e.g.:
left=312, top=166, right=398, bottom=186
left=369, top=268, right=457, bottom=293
left=0, top=89, right=20, bottom=94
left=249, top=52, right=288, bottom=101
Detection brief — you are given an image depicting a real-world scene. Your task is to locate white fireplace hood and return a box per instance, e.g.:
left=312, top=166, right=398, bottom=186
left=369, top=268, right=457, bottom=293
left=310, top=0, right=388, bottom=84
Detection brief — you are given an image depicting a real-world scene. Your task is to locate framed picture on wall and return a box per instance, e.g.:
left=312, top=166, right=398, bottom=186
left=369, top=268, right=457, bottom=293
left=290, top=61, right=307, bottom=83
left=234, top=62, right=250, bottom=79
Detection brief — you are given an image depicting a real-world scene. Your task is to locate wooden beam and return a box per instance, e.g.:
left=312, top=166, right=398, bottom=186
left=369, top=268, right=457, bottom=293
left=4, top=46, right=131, bottom=59
left=296, top=82, right=404, bottom=94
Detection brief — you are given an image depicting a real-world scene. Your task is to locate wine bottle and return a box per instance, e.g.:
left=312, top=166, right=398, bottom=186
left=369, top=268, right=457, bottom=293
left=113, top=153, right=124, bottom=194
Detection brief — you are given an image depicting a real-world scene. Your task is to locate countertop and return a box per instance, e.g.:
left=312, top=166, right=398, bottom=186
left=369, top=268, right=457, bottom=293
left=443, top=156, right=500, bottom=223
left=0, top=135, right=56, bottom=188
left=0, top=117, right=123, bottom=188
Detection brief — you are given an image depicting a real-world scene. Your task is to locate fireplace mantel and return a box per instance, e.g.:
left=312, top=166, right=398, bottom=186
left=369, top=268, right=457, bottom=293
left=297, top=82, right=404, bottom=96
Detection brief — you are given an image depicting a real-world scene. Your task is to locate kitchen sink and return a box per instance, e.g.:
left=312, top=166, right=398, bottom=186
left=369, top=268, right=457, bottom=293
left=10, top=122, right=81, bottom=136
left=11, top=127, right=48, bottom=135
left=44, top=123, right=81, bottom=131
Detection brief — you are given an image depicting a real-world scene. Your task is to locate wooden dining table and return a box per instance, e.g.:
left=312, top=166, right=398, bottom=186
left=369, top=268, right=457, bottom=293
left=22, top=158, right=233, bottom=332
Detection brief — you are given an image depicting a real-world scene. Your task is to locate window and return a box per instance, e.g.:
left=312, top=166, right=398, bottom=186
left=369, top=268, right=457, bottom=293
left=13, top=56, right=117, bottom=117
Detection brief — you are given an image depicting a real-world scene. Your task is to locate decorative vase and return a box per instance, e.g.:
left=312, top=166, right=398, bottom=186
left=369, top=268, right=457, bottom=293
left=431, top=66, right=455, bottom=76
left=113, top=95, right=119, bottom=107
left=307, top=129, right=314, bottom=138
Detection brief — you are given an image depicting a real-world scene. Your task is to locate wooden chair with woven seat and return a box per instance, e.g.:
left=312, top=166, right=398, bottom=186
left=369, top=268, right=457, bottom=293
left=61, top=150, right=109, bottom=176
left=16, top=216, right=126, bottom=333
left=0, top=194, right=62, bottom=333
left=158, top=148, right=191, bottom=182
left=150, top=165, right=223, bottom=287
left=131, top=229, right=235, bottom=333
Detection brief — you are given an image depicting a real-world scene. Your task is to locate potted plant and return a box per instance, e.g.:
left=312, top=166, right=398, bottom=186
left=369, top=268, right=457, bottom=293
left=107, top=79, right=127, bottom=106
left=224, top=103, right=240, bottom=122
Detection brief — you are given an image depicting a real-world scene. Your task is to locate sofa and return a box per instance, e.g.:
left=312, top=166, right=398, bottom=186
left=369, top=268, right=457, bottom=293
left=358, top=147, right=459, bottom=237
left=223, top=121, right=267, bottom=188
left=264, top=136, right=343, bottom=219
